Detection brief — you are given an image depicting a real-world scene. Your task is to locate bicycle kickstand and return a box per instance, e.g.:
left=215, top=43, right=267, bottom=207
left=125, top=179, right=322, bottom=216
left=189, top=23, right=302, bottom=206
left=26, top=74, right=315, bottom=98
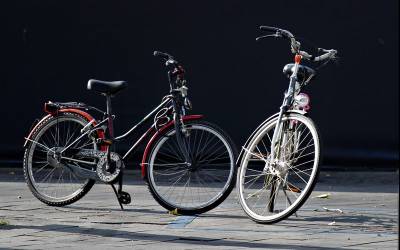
left=110, top=170, right=132, bottom=210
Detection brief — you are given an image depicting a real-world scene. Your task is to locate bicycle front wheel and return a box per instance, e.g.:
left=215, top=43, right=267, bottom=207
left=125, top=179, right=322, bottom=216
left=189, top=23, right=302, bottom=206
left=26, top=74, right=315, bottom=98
left=238, top=113, right=320, bottom=223
left=146, top=120, right=237, bottom=215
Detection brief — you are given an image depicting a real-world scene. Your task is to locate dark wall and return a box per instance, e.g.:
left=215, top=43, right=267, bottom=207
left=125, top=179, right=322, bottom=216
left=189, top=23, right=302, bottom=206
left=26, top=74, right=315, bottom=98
left=1, top=0, right=398, bottom=165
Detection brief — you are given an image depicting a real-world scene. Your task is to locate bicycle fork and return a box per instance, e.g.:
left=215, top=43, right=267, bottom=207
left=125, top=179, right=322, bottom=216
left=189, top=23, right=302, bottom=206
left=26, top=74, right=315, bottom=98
left=173, top=111, right=192, bottom=165
left=268, top=57, right=300, bottom=171
left=264, top=64, right=299, bottom=212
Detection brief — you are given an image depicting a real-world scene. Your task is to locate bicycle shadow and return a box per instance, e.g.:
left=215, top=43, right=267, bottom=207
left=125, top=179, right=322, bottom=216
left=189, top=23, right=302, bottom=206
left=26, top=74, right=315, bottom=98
left=288, top=213, right=396, bottom=232
left=64, top=205, right=167, bottom=215
left=3, top=223, right=347, bottom=250
left=64, top=205, right=251, bottom=220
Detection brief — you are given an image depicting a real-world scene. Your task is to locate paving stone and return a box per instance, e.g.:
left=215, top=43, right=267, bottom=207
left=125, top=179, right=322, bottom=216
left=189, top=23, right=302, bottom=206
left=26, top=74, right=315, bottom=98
left=0, top=170, right=398, bottom=249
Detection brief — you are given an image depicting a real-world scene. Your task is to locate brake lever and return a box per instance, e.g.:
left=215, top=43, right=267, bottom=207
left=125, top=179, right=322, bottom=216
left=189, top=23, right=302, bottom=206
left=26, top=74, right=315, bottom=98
left=331, top=55, right=341, bottom=65
left=256, top=33, right=281, bottom=41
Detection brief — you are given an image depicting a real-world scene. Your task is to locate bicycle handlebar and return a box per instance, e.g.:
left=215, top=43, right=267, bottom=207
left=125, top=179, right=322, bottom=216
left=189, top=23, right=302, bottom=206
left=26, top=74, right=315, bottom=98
left=260, top=26, right=295, bottom=39
left=257, top=26, right=337, bottom=63
left=298, top=48, right=337, bottom=62
left=153, top=50, right=180, bottom=66
left=154, top=51, right=172, bottom=60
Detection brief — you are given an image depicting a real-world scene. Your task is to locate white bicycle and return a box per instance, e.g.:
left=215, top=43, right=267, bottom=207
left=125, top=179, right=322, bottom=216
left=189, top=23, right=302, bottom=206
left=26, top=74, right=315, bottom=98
left=237, top=26, right=338, bottom=223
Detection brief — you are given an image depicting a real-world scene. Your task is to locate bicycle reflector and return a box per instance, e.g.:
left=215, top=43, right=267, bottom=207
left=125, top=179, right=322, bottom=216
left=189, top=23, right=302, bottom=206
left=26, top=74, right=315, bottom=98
left=295, top=54, right=302, bottom=63
left=294, top=93, right=310, bottom=110
left=44, top=102, right=59, bottom=114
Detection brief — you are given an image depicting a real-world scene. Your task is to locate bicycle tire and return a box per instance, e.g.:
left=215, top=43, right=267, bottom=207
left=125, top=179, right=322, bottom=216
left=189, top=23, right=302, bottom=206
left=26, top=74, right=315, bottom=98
left=146, top=120, right=238, bottom=215
left=238, top=113, right=320, bottom=223
left=23, top=112, right=97, bottom=206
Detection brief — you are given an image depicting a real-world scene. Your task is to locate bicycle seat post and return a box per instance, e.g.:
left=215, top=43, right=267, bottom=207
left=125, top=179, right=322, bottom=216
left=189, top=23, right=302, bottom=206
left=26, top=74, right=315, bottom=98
left=103, top=94, right=115, bottom=173
left=105, top=94, right=114, bottom=139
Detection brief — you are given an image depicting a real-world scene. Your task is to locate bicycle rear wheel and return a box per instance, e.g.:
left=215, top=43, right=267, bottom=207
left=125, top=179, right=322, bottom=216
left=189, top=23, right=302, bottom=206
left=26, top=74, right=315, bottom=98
left=238, top=113, right=320, bottom=223
left=23, top=112, right=97, bottom=206
left=146, top=120, right=237, bottom=215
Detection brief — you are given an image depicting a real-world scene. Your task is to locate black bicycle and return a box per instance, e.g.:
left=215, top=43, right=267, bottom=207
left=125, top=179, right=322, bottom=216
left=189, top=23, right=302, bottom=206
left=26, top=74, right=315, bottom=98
left=23, top=51, right=237, bottom=215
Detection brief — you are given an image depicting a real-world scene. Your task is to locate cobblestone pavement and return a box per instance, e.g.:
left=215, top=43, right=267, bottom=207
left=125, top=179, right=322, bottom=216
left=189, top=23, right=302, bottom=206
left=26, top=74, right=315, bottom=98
left=0, top=168, right=398, bottom=250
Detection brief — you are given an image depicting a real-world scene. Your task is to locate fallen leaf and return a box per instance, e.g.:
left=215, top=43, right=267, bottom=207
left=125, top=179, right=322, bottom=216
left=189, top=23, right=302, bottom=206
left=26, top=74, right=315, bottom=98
left=322, top=207, right=343, bottom=213
left=328, top=221, right=336, bottom=226
left=0, top=219, right=9, bottom=226
left=313, top=193, right=331, bottom=199
left=169, top=208, right=180, bottom=216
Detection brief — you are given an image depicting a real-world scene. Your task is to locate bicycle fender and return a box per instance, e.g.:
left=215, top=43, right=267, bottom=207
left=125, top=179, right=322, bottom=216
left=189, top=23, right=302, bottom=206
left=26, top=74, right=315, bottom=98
left=236, top=110, right=307, bottom=165
left=23, top=109, right=105, bottom=148
left=140, top=114, right=204, bottom=179
left=24, top=114, right=52, bottom=148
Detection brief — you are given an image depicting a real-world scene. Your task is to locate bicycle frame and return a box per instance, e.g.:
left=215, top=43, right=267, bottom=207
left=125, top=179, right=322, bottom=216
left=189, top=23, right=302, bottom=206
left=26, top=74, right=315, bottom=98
left=58, top=96, right=173, bottom=160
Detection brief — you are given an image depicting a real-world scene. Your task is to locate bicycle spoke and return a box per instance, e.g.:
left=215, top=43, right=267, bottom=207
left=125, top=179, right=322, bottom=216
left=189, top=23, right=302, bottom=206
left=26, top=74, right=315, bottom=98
left=34, top=163, right=50, bottom=175
left=153, top=168, right=187, bottom=176
left=290, top=166, right=313, bottom=177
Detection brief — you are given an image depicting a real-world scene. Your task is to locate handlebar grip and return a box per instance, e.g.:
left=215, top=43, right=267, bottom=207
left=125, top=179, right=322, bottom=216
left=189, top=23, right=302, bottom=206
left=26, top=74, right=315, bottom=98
left=153, top=51, right=171, bottom=60
left=313, top=50, right=337, bottom=62
left=259, top=26, right=280, bottom=32
left=318, top=48, right=331, bottom=53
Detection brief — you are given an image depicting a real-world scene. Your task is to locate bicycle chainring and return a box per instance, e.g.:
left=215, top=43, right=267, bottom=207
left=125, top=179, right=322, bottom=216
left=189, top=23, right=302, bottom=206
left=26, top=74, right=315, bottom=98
left=96, top=152, right=124, bottom=183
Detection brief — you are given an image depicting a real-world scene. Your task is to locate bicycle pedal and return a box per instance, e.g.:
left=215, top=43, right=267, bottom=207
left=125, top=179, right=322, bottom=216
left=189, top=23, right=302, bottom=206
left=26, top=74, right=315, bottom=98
left=118, top=191, right=131, bottom=205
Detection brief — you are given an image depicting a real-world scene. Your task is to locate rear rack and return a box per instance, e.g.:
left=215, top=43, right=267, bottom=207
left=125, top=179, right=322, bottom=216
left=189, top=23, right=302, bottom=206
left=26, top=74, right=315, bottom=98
left=44, top=101, right=105, bottom=115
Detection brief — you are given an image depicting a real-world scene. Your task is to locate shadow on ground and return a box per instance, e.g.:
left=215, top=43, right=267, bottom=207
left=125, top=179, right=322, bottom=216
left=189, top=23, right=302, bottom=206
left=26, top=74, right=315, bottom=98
left=2, top=223, right=348, bottom=250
